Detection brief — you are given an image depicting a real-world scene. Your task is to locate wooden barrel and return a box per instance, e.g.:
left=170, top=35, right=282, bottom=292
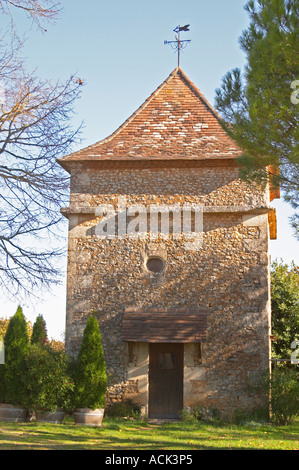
left=73, top=408, right=104, bottom=427
left=0, top=404, right=27, bottom=422
left=36, top=408, right=65, bottom=424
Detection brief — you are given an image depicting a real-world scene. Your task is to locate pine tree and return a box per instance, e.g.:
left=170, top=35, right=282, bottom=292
left=215, top=0, right=299, bottom=237
left=74, top=316, right=107, bottom=409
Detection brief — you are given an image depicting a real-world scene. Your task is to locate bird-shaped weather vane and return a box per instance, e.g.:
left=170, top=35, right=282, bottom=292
left=164, top=24, right=191, bottom=67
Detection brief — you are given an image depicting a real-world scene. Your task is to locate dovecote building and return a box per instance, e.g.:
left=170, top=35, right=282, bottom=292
left=59, top=68, right=278, bottom=418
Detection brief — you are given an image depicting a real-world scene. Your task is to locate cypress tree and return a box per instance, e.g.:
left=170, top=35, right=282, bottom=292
left=74, top=315, right=107, bottom=409
left=4, top=306, right=29, bottom=405
left=0, top=336, right=4, bottom=402
left=31, top=315, right=48, bottom=346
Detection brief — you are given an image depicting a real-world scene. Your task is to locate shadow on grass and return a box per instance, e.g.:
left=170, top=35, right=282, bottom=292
left=0, top=418, right=298, bottom=450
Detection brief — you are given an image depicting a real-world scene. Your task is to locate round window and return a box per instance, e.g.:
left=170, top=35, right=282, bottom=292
left=146, top=257, right=164, bottom=273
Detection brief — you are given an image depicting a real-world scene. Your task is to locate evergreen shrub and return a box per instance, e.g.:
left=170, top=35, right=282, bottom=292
left=2, top=306, right=29, bottom=405
left=73, top=315, right=107, bottom=410
left=31, top=315, right=48, bottom=346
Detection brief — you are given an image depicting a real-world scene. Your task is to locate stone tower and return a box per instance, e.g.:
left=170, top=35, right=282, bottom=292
left=58, top=68, right=278, bottom=418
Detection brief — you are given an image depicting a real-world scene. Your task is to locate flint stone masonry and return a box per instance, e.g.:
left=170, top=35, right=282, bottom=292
left=64, top=169, right=271, bottom=413
left=60, top=67, right=277, bottom=415
left=67, top=166, right=269, bottom=208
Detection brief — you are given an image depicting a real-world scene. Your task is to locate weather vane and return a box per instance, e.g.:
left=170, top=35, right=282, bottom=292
left=164, top=25, right=191, bottom=67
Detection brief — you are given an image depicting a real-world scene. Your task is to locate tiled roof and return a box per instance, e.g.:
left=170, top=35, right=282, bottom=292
left=60, top=67, right=242, bottom=163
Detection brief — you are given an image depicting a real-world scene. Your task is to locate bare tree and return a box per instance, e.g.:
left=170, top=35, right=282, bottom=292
left=0, top=1, right=83, bottom=298
left=0, top=0, right=61, bottom=32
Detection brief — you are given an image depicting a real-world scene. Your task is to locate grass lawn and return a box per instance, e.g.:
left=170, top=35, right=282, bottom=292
left=0, top=417, right=298, bottom=450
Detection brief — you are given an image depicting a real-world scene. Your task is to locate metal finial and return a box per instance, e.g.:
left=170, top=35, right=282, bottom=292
left=164, top=25, right=191, bottom=67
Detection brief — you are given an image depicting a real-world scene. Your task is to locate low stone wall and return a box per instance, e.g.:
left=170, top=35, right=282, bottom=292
left=106, top=380, right=139, bottom=406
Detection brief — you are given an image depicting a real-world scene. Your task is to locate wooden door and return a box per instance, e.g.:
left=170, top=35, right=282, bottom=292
left=149, top=343, right=183, bottom=419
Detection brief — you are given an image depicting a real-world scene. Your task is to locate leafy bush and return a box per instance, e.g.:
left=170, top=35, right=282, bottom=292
left=24, top=344, right=74, bottom=412
left=178, top=408, right=198, bottom=423
left=179, top=405, right=221, bottom=423
left=231, top=407, right=269, bottom=425
left=0, top=308, right=73, bottom=412
left=106, top=399, right=141, bottom=418
left=271, top=261, right=299, bottom=362
left=268, top=367, right=299, bottom=425
left=73, top=315, right=107, bottom=410
left=249, top=367, right=299, bottom=425
left=193, top=405, right=221, bottom=422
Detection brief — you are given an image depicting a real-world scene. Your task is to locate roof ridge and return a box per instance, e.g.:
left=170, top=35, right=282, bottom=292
left=176, top=68, right=223, bottom=122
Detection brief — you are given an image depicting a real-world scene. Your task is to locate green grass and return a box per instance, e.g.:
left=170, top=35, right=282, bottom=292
left=0, top=417, right=298, bottom=450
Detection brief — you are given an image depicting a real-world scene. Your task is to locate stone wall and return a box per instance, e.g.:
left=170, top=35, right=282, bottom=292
left=68, top=165, right=269, bottom=208
left=64, top=164, right=271, bottom=414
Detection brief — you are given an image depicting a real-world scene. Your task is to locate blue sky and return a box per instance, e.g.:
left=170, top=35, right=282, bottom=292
left=1, top=0, right=298, bottom=340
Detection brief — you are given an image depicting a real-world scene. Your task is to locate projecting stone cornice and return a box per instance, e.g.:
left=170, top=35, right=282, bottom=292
left=60, top=204, right=275, bottom=218
left=61, top=204, right=276, bottom=239
left=57, top=156, right=240, bottom=172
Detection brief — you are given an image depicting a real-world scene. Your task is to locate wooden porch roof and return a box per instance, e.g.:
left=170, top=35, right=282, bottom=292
left=121, top=307, right=208, bottom=343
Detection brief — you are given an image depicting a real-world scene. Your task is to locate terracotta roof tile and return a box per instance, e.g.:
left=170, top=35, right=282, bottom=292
left=60, top=67, right=242, bottom=163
